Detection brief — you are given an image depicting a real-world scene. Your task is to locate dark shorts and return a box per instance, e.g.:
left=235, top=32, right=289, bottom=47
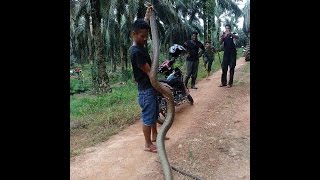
left=138, top=87, right=159, bottom=126
left=186, top=60, right=199, bottom=78
left=204, top=56, right=214, bottom=72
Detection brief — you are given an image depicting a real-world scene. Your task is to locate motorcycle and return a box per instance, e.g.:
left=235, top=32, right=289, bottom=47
left=157, top=44, right=194, bottom=124
left=70, top=67, right=83, bottom=79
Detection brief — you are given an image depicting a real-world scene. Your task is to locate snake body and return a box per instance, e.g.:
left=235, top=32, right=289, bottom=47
left=149, top=11, right=175, bottom=180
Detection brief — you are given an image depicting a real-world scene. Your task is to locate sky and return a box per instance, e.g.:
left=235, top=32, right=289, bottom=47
left=235, top=0, right=246, bottom=29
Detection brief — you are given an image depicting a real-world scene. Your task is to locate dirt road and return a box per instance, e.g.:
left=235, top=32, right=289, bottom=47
left=70, top=57, right=250, bottom=180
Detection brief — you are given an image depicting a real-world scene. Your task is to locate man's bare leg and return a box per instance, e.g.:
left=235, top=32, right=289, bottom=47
left=142, top=125, right=154, bottom=148
left=151, top=124, right=157, bottom=141
left=151, top=123, right=169, bottom=142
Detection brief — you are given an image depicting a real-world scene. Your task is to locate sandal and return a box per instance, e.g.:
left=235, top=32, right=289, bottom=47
left=144, top=145, right=157, bottom=153
left=219, top=84, right=227, bottom=87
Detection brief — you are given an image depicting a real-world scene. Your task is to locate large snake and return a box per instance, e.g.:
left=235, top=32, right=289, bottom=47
left=149, top=9, right=175, bottom=180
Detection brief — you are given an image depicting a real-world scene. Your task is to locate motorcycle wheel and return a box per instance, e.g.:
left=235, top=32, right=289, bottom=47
left=157, top=111, right=166, bottom=124
left=157, top=96, right=166, bottom=125
left=245, top=52, right=250, bottom=61
left=187, top=94, right=194, bottom=105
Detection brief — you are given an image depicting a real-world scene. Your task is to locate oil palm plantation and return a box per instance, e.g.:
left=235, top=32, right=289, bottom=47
left=242, top=0, right=250, bottom=61
left=70, top=0, right=245, bottom=94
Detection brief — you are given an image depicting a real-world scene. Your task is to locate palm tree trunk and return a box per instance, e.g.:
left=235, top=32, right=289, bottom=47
left=110, top=50, right=114, bottom=72
left=102, top=19, right=108, bottom=60
left=203, top=0, right=207, bottom=41
left=85, top=13, right=94, bottom=64
left=170, top=31, right=173, bottom=45
left=126, top=3, right=132, bottom=71
left=113, top=55, right=117, bottom=72
left=207, top=14, right=212, bottom=41
left=111, top=47, right=116, bottom=72
left=116, top=4, right=122, bottom=72
left=208, top=0, right=216, bottom=43
left=70, top=34, right=77, bottom=64
left=120, top=45, right=125, bottom=72
left=124, top=47, right=128, bottom=70
left=90, top=0, right=111, bottom=93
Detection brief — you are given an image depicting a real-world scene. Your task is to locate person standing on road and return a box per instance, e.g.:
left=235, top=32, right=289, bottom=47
left=219, top=24, right=239, bottom=88
left=129, top=5, right=169, bottom=153
left=203, top=41, right=216, bottom=80
left=183, top=32, right=205, bottom=89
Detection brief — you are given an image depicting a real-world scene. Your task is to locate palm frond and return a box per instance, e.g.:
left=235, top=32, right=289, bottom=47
left=242, top=0, right=250, bottom=35
left=217, top=0, right=242, bottom=18
left=100, top=0, right=113, bottom=18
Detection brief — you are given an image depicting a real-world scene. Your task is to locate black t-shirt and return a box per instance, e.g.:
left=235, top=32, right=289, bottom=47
left=130, top=45, right=152, bottom=90
left=223, top=34, right=236, bottom=51
left=183, top=40, right=205, bottom=61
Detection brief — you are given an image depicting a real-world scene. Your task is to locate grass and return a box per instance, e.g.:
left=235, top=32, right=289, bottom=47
left=232, top=58, right=250, bottom=86
left=243, top=61, right=250, bottom=73
left=70, top=48, right=243, bottom=158
left=70, top=81, right=140, bottom=157
left=70, top=81, right=138, bottom=119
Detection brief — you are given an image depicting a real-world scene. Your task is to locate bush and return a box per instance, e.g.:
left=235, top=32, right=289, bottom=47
left=109, top=69, right=133, bottom=84
left=70, top=78, right=90, bottom=95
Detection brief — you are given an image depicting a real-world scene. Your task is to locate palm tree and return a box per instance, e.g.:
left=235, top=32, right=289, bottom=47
left=122, top=0, right=139, bottom=70
left=70, top=0, right=97, bottom=87
left=70, top=0, right=90, bottom=66
left=69, top=0, right=245, bottom=94
left=243, top=0, right=250, bottom=36
left=242, top=0, right=250, bottom=61
left=152, top=0, right=204, bottom=50
left=84, top=11, right=94, bottom=65
left=90, top=0, right=112, bottom=93
left=202, top=0, right=216, bottom=42
left=203, top=0, right=208, bottom=40
left=206, top=0, right=216, bottom=42
left=213, top=0, right=243, bottom=48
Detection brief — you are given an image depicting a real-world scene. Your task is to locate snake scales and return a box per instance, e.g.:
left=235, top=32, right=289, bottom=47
left=149, top=10, right=175, bottom=180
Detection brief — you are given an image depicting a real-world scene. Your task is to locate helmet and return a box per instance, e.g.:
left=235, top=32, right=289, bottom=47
left=169, top=44, right=186, bottom=57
